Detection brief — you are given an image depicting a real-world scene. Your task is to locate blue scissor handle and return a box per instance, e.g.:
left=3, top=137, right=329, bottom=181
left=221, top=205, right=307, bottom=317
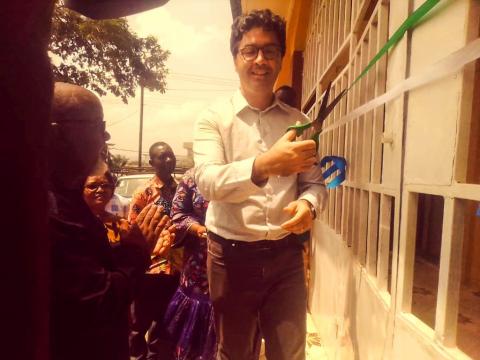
left=319, top=156, right=347, bottom=189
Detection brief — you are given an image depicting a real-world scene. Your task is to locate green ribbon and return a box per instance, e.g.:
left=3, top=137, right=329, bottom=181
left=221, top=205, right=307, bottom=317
left=289, top=0, right=443, bottom=190
left=350, top=0, right=440, bottom=88
left=289, top=0, right=441, bottom=138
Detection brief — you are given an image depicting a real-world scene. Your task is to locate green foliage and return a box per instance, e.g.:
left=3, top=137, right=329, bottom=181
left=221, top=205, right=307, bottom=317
left=50, top=2, right=169, bottom=102
left=108, top=153, right=130, bottom=171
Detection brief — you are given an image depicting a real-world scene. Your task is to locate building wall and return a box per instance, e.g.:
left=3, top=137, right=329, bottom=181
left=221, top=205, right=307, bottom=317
left=393, top=1, right=480, bottom=359
left=303, top=0, right=480, bottom=359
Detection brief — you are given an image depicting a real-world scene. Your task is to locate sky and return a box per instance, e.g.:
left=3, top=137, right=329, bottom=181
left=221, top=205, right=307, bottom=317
left=103, top=0, right=239, bottom=162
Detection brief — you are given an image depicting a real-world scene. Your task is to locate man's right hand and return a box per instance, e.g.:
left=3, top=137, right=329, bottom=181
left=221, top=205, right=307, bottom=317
left=252, top=129, right=317, bottom=185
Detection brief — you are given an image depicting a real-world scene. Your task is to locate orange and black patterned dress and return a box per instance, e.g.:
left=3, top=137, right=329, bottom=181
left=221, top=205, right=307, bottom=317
left=101, top=212, right=131, bottom=245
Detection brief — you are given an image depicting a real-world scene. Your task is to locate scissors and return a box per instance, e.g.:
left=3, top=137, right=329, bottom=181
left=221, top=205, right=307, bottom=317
left=286, top=81, right=346, bottom=150
left=286, top=81, right=348, bottom=189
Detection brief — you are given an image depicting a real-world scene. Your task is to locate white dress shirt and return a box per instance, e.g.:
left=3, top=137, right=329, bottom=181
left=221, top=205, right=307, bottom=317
left=193, top=90, right=327, bottom=241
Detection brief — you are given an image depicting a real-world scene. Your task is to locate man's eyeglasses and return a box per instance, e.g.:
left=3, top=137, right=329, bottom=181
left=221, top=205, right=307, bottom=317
left=84, top=183, right=114, bottom=191
left=238, top=45, right=282, bottom=62
left=51, top=120, right=106, bottom=133
left=51, top=120, right=109, bottom=142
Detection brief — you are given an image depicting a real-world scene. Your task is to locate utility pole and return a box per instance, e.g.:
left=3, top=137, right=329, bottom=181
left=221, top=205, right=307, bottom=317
left=138, top=84, right=144, bottom=168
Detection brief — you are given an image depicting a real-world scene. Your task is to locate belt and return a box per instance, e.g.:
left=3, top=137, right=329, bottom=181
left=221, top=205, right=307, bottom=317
left=208, top=231, right=303, bottom=250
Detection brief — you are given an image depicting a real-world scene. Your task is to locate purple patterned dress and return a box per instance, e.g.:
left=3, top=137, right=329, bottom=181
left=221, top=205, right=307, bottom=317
left=165, top=169, right=216, bottom=360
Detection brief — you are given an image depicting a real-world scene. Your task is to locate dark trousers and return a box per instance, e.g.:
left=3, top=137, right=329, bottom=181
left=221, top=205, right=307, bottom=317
left=207, top=233, right=307, bottom=360
left=129, top=273, right=180, bottom=360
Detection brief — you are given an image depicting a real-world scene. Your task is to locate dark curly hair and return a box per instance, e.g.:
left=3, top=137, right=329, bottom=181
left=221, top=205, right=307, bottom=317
left=230, top=9, right=286, bottom=57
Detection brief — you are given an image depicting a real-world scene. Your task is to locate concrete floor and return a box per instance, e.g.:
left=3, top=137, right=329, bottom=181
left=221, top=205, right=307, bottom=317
left=306, top=313, right=328, bottom=360
left=258, top=313, right=328, bottom=360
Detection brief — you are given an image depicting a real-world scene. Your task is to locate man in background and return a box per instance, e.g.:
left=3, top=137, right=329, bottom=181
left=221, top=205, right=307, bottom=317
left=275, top=85, right=297, bottom=108
left=128, top=141, right=180, bottom=360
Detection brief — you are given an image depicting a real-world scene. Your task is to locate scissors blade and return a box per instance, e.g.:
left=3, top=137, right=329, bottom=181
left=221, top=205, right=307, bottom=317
left=311, top=81, right=332, bottom=133
left=312, top=86, right=347, bottom=133
left=323, top=88, right=347, bottom=121
left=318, top=82, right=332, bottom=118
left=286, top=83, right=331, bottom=137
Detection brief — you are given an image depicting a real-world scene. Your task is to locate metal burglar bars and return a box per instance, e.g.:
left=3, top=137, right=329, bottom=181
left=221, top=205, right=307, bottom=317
left=304, top=0, right=393, bottom=291
left=304, top=0, right=480, bottom=358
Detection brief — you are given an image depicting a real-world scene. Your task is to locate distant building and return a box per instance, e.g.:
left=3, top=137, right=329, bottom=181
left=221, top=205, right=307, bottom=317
left=176, top=155, right=194, bottom=170
left=177, top=142, right=194, bottom=170
left=183, top=142, right=193, bottom=159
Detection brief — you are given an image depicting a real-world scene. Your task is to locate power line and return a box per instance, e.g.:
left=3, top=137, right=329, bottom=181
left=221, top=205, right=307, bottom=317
left=168, top=75, right=238, bottom=86
left=110, top=147, right=148, bottom=155
left=166, top=88, right=236, bottom=92
left=110, top=147, right=193, bottom=157
left=107, top=110, right=139, bottom=127
left=144, top=100, right=199, bottom=106
left=146, top=91, right=232, bottom=100
left=170, top=80, right=237, bottom=87
left=144, top=100, right=214, bottom=108
left=144, top=96, right=216, bottom=103
left=169, top=72, right=237, bottom=82
left=147, top=93, right=215, bottom=100
left=143, top=96, right=217, bottom=104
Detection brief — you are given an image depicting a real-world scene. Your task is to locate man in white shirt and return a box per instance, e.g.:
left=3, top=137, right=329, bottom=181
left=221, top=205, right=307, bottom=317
left=194, top=9, right=327, bottom=360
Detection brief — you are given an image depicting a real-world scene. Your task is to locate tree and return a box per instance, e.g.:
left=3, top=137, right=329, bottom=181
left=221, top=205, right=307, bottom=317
left=108, top=153, right=130, bottom=172
left=49, top=2, right=169, bottom=102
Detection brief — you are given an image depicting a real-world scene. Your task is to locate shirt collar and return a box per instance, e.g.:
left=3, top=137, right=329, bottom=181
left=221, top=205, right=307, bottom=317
left=149, top=175, right=163, bottom=189
left=274, top=94, right=296, bottom=113
left=232, top=89, right=285, bottom=116
left=149, top=175, right=176, bottom=189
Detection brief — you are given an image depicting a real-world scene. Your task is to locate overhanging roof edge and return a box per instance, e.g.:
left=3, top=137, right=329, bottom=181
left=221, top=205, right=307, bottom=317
left=229, top=0, right=242, bottom=19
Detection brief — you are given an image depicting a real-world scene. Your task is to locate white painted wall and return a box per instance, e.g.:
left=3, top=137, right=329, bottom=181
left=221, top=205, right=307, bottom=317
left=309, top=222, right=390, bottom=360
left=309, top=0, right=479, bottom=359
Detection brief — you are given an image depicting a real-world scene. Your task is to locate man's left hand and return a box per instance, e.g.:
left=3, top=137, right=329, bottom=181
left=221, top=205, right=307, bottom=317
left=281, top=200, right=314, bottom=234
left=152, top=224, right=176, bottom=257
left=134, top=204, right=172, bottom=252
